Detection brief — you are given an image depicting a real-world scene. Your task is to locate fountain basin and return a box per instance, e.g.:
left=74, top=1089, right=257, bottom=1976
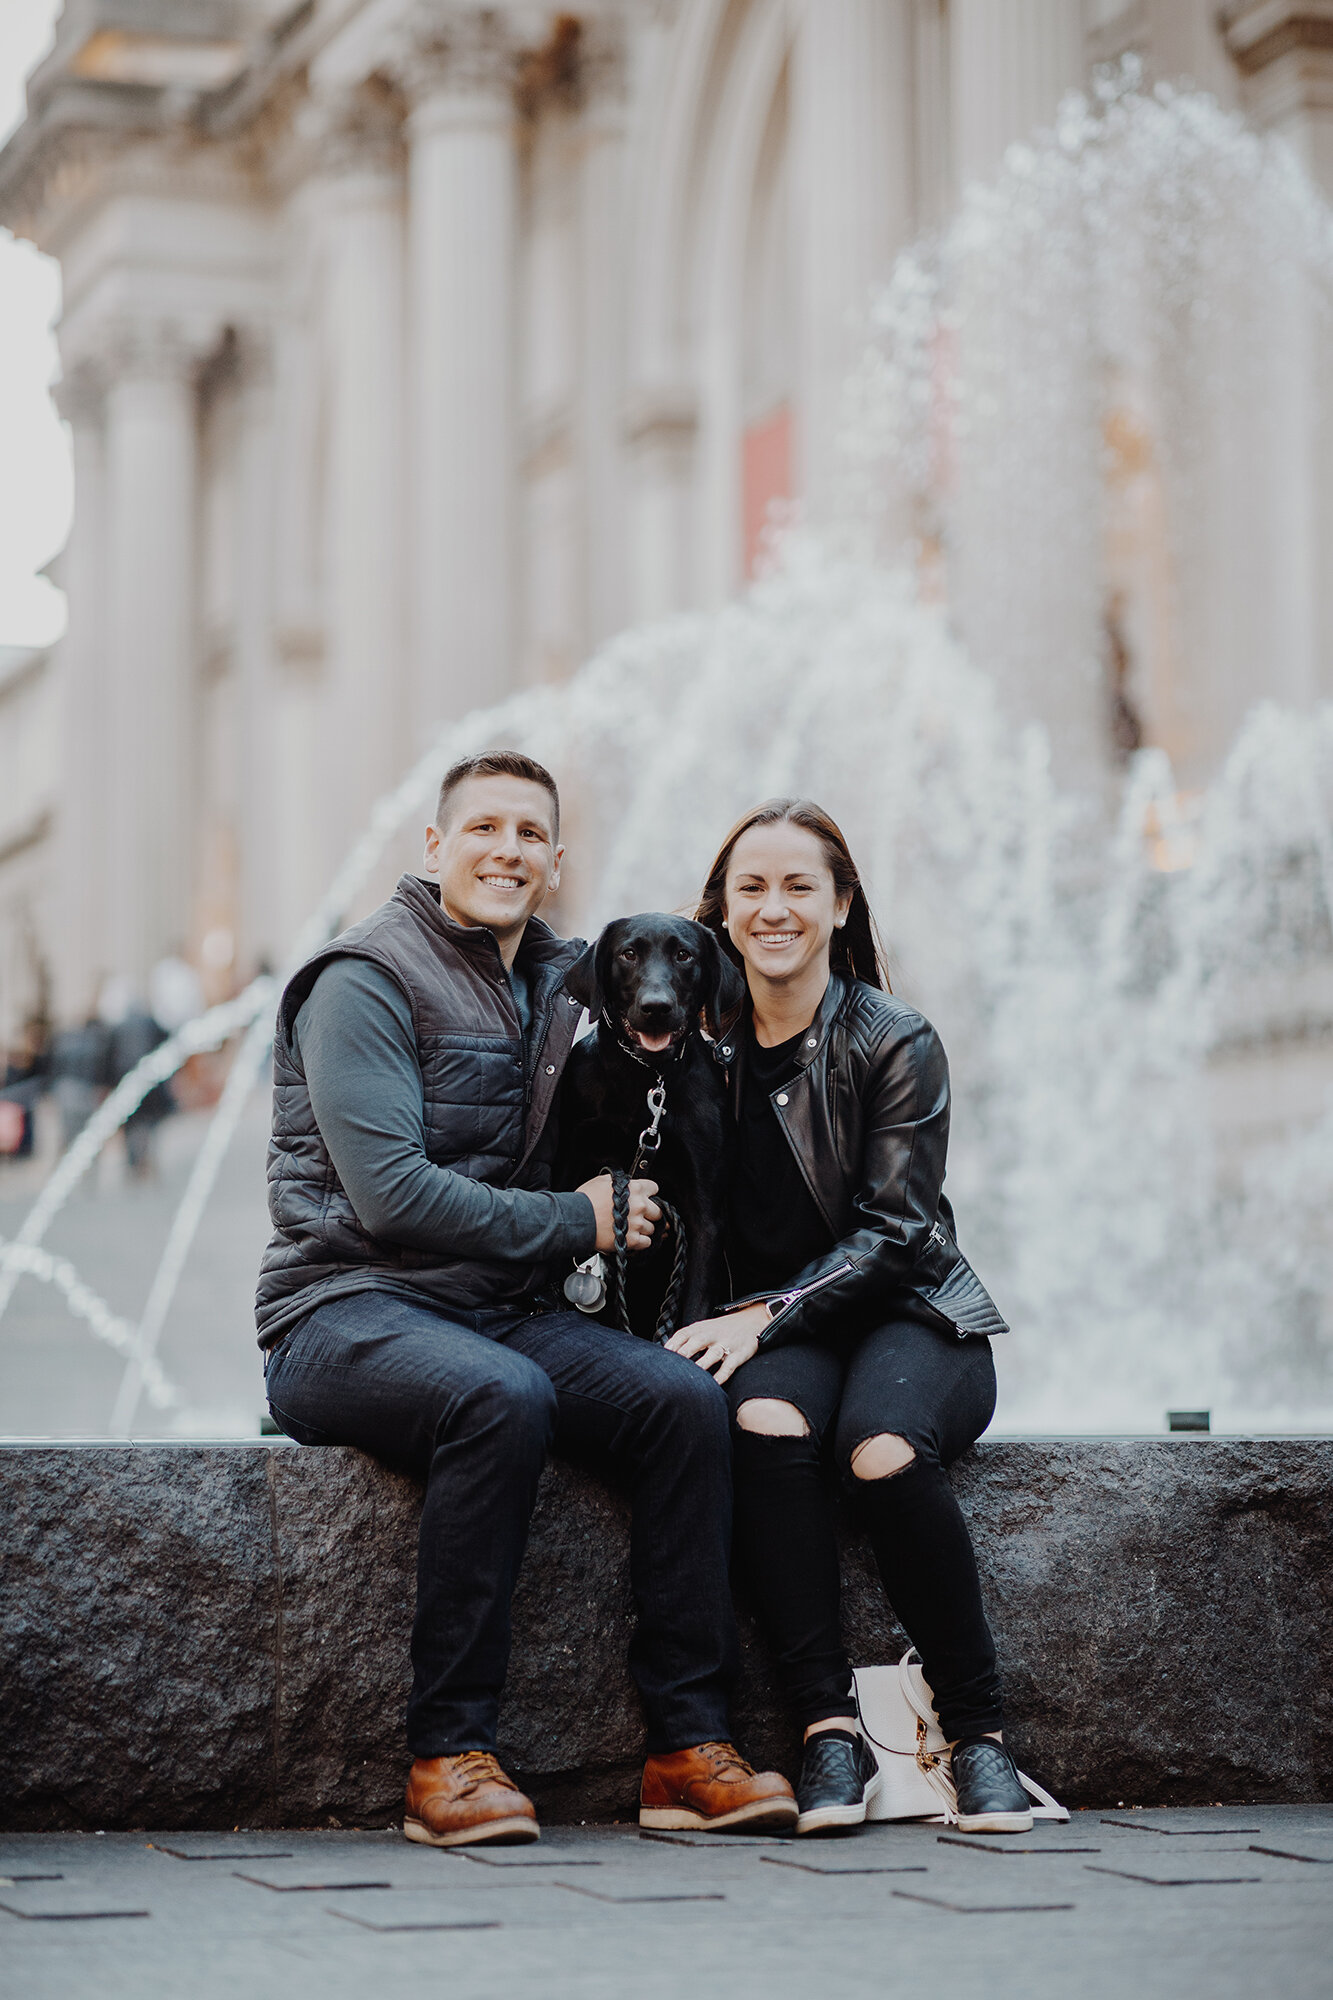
left=1, top=1437, right=1328, bottom=1828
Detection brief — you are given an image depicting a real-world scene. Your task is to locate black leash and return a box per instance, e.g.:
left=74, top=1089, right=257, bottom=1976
left=605, top=1167, right=689, bottom=1343
left=565, top=1074, right=690, bottom=1342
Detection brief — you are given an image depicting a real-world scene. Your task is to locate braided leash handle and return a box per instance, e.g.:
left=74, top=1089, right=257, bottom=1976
left=607, top=1166, right=690, bottom=1343
left=654, top=1200, right=689, bottom=1343
left=609, top=1168, right=632, bottom=1334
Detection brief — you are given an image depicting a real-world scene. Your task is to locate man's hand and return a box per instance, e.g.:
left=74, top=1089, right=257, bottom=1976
left=665, top=1302, right=771, bottom=1385
left=577, top=1173, right=661, bottom=1253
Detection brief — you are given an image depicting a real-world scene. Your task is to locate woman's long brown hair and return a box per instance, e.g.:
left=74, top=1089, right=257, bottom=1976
left=695, top=799, right=890, bottom=991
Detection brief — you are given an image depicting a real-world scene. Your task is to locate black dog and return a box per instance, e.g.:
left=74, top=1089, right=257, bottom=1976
left=558, top=914, right=746, bottom=1335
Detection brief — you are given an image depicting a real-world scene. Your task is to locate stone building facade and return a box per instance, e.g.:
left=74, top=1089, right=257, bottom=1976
left=1, top=0, right=1331, bottom=1035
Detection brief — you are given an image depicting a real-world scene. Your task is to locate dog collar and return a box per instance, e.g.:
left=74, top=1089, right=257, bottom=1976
left=600, top=1009, right=690, bottom=1073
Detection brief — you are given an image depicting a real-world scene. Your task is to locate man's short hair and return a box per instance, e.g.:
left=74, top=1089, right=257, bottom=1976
left=435, top=751, right=561, bottom=841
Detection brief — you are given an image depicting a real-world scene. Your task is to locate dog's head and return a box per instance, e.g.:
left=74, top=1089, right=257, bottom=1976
left=565, top=915, right=746, bottom=1056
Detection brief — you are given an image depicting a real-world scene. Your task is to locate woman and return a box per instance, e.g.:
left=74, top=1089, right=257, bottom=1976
left=666, top=799, right=1030, bottom=1838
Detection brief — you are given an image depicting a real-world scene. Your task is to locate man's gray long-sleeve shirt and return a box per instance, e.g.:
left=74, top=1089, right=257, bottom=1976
left=293, top=956, right=596, bottom=1264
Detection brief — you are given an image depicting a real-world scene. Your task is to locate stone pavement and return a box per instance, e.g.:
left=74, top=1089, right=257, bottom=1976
left=0, top=1806, right=1328, bottom=2000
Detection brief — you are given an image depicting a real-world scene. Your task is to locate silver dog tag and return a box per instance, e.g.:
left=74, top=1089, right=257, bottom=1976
left=564, top=1254, right=607, bottom=1314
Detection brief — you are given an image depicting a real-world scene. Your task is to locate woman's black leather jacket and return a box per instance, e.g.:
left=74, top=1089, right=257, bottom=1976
left=714, top=973, right=1008, bottom=1352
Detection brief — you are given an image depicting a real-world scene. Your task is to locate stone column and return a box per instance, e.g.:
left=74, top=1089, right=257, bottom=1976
left=396, top=6, right=519, bottom=734
left=625, top=394, right=698, bottom=623
left=944, top=0, right=1100, bottom=788
left=311, top=85, right=408, bottom=864
left=50, top=364, right=109, bottom=1019
left=950, top=0, right=1086, bottom=191
left=1225, top=3, right=1333, bottom=711
left=792, top=0, right=915, bottom=519
left=575, top=23, right=630, bottom=654
left=102, top=322, right=200, bottom=990
left=229, top=331, right=288, bottom=974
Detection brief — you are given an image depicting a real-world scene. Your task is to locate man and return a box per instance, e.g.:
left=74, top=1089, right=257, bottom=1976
left=257, top=751, right=796, bottom=1846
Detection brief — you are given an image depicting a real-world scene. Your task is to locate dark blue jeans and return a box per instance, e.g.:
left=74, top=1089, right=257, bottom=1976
left=264, top=1289, right=738, bottom=1759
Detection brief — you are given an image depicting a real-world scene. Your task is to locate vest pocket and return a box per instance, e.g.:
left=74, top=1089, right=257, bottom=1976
left=418, top=1033, right=525, bottom=1165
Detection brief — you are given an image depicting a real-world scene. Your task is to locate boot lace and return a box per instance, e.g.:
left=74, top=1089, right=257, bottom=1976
left=451, top=1751, right=517, bottom=1797
left=694, top=1741, right=757, bottom=1781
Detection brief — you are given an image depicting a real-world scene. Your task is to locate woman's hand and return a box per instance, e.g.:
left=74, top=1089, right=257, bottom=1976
left=665, top=1302, right=770, bottom=1385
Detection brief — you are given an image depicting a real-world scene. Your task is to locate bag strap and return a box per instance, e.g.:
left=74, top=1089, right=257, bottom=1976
left=851, top=1669, right=921, bottom=1758
left=1017, top=1769, right=1070, bottom=1821
left=896, top=1649, right=941, bottom=1732
left=896, top=1656, right=960, bottom=1822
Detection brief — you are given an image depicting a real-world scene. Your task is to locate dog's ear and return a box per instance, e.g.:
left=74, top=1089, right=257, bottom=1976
left=564, top=927, right=612, bottom=1020
left=695, top=923, right=747, bottom=1040
left=564, top=939, right=602, bottom=1019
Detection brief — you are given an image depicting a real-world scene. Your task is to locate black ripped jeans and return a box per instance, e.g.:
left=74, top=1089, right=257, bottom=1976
left=724, top=1313, right=1002, bottom=1742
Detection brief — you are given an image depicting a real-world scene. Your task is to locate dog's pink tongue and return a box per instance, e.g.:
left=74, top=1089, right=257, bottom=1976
left=634, top=1030, right=675, bottom=1054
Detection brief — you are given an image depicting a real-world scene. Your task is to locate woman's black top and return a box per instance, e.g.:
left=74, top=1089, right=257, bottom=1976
left=727, top=1019, right=835, bottom=1299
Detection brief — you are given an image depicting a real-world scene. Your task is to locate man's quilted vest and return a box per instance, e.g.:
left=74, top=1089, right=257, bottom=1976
left=255, top=874, right=584, bottom=1351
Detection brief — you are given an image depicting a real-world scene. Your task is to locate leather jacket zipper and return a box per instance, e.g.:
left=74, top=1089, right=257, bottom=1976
left=726, top=1259, right=856, bottom=1338
left=770, top=1261, right=854, bottom=1318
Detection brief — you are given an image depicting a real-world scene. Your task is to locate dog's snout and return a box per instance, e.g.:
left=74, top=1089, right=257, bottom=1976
left=605, top=921, right=705, bottom=1050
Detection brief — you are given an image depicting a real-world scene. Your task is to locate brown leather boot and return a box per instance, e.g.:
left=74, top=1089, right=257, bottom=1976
left=403, top=1751, right=540, bottom=1847
left=640, top=1741, right=798, bottom=1832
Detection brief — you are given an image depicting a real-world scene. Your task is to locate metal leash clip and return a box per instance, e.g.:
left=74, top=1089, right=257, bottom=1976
left=564, top=1251, right=608, bottom=1314
left=633, top=1080, right=668, bottom=1172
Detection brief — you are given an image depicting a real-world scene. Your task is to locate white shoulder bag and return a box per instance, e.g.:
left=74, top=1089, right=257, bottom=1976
left=852, top=1651, right=1068, bottom=1824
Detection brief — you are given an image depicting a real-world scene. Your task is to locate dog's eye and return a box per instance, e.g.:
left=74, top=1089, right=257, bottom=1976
left=618, top=947, right=637, bottom=962
left=675, top=949, right=694, bottom=964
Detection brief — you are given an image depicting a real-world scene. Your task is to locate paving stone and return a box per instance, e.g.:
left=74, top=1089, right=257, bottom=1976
left=325, top=1903, right=501, bottom=1933
left=0, top=1813, right=1327, bottom=2000
left=1, top=1438, right=1329, bottom=1830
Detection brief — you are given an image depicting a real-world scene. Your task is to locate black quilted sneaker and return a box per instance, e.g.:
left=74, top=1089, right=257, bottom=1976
left=950, top=1738, right=1034, bottom=1834
left=795, top=1731, right=883, bottom=1836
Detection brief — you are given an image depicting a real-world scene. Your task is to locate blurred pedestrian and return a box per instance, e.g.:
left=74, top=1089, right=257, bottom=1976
left=47, top=1005, right=111, bottom=1151
left=0, top=1018, right=49, bottom=1160
left=99, top=976, right=173, bottom=1180
left=0, top=1097, right=23, bottom=1156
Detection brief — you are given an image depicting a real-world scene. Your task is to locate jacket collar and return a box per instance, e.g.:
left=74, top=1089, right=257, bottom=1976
left=393, top=875, right=580, bottom=980
left=711, top=970, right=848, bottom=1070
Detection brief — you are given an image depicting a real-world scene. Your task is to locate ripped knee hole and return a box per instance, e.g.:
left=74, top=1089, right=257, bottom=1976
left=735, top=1398, right=810, bottom=1438
left=850, top=1432, right=916, bottom=1480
